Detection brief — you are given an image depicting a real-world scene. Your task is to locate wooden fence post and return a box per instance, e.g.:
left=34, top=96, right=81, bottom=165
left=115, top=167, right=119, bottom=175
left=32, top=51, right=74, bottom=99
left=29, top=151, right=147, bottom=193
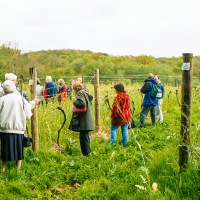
left=30, top=67, right=39, bottom=152
left=179, top=53, right=193, bottom=171
left=19, top=75, right=24, bottom=96
left=94, top=69, right=100, bottom=132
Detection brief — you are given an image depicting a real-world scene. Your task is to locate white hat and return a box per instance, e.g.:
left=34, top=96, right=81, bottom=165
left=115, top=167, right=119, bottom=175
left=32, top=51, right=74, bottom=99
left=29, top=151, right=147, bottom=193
left=46, top=76, right=52, bottom=81
left=2, top=80, right=16, bottom=93
left=5, top=73, right=17, bottom=81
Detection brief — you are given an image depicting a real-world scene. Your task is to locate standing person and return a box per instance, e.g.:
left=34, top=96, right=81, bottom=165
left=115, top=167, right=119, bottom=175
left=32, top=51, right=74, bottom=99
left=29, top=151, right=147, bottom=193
left=67, top=80, right=75, bottom=100
left=36, top=78, right=44, bottom=106
left=77, top=77, right=86, bottom=89
left=109, top=83, right=132, bottom=145
left=139, top=73, right=158, bottom=128
left=0, top=80, right=3, bottom=97
left=69, top=82, right=94, bottom=156
left=0, top=80, right=33, bottom=172
left=0, top=73, right=20, bottom=97
left=45, top=76, right=58, bottom=101
left=58, top=79, right=67, bottom=104
left=0, top=73, right=37, bottom=109
left=154, top=75, right=165, bottom=123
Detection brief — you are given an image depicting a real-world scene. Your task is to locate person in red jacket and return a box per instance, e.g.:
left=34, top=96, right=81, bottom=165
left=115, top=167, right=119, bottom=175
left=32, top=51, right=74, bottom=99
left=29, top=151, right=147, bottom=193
left=110, top=83, right=132, bottom=145
left=58, top=79, right=67, bottom=104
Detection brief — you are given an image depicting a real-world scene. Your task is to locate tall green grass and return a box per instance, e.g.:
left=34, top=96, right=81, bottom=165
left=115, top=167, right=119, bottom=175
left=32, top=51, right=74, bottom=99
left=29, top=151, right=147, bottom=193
left=0, top=84, right=199, bottom=199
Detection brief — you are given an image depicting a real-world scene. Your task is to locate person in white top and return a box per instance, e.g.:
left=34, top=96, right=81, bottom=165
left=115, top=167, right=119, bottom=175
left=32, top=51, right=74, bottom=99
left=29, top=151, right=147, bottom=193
left=0, top=80, right=33, bottom=172
left=36, top=78, right=44, bottom=106
left=0, top=73, right=38, bottom=109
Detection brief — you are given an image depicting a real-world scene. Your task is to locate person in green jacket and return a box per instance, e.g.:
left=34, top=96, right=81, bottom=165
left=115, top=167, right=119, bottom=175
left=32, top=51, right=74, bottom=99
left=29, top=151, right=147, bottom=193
left=69, top=81, right=94, bottom=156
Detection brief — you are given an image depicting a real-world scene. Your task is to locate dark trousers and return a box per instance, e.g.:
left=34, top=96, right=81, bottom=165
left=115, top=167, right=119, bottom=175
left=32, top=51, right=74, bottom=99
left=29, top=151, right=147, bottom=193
left=140, top=105, right=157, bottom=127
left=79, top=131, right=90, bottom=156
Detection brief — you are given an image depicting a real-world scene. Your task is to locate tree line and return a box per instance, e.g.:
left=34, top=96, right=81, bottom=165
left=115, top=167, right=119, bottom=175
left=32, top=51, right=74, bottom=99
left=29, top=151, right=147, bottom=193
left=0, top=42, right=200, bottom=85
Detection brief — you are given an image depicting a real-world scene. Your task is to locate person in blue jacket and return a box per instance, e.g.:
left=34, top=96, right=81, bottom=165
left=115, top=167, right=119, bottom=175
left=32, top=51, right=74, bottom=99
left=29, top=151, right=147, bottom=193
left=139, top=73, right=158, bottom=127
left=45, top=76, right=58, bottom=101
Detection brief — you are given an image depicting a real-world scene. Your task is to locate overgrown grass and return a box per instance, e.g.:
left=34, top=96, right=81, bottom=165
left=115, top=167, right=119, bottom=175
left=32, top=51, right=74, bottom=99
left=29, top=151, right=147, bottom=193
left=0, top=84, right=200, bottom=199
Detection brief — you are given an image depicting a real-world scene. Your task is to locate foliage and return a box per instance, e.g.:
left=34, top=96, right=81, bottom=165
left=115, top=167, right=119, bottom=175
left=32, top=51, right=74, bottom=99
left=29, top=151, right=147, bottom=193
left=0, top=83, right=200, bottom=199
left=1, top=42, right=200, bottom=86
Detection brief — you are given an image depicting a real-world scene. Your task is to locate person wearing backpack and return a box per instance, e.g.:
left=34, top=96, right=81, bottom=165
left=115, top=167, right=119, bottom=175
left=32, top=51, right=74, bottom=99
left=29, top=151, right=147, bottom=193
left=155, top=76, right=165, bottom=123
left=139, top=73, right=158, bottom=128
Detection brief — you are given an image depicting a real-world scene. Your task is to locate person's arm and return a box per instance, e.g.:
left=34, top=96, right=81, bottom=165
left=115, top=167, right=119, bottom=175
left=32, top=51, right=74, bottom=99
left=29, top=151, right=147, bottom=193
left=23, top=98, right=33, bottom=118
left=140, top=82, right=150, bottom=94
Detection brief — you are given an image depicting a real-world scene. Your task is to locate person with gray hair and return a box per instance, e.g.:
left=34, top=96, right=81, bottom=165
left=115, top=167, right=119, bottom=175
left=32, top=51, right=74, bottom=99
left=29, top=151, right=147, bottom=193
left=45, top=76, right=58, bottom=101
left=0, top=73, right=19, bottom=97
left=0, top=80, right=33, bottom=172
left=0, top=72, right=38, bottom=109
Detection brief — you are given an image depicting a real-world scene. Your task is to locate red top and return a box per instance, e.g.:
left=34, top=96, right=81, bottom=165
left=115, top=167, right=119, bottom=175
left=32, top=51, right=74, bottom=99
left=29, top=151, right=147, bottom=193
left=58, top=86, right=67, bottom=102
left=43, top=88, right=47, bottom=99
left=111, top=92, right=132, bottom=126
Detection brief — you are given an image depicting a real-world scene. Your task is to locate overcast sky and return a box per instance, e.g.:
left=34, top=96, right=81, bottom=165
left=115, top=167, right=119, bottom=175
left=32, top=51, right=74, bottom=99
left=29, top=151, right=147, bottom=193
left=0, top=0, right=199, bottom=58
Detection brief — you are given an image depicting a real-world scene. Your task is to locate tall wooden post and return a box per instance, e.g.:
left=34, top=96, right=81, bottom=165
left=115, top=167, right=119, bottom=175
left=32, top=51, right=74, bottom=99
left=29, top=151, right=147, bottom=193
left=30, top=67, right=39, bottom=151
left=179, top=53, right=193, bottom=170
left=94, top=69, right=100, bottom=132
left=20, top=75, right=24, bottom=96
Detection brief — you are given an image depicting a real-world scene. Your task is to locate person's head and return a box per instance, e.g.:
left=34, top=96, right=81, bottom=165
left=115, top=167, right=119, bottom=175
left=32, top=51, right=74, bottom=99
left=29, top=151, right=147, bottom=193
left=77, top=77, right=83, bottom=83
left=58, top=79, right=65, bottom=86
left=154, top=75, right=160, bottom=82
left=73, top=81, right=84, bottom=93
left=70, top=80, right=75, bottom=87
left=147, top=73, right=154, bottom=79
left=2, top=80, right=16, bottom=94
left=114, top=83, right=125, bottom=93
left=5, top=73, right=17, bottom=85
left=46, top=76, right=52, bottom=83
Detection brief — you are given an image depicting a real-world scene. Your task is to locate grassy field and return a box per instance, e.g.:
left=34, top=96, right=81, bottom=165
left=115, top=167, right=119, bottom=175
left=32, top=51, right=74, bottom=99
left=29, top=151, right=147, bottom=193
left=0, top=83, right=200, bottom=199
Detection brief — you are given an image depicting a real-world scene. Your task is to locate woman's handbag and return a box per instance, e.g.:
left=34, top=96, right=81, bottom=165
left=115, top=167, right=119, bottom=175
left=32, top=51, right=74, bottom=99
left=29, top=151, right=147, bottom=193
left=22, top=98, right=32, bottom=148
left=72, top=106, right=87, bottom=113
left=23, top=133, right=32, bottom=147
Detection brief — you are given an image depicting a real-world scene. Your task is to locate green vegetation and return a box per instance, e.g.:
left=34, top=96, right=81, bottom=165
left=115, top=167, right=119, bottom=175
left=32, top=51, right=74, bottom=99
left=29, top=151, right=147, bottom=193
left=0, top=84, right=200, bottom=199
left=0, top=42, right=200, bottom=86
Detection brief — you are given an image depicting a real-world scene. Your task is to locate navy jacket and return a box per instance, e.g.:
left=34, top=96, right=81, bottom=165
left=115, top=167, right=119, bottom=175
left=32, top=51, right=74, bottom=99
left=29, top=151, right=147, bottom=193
left=46, top=81, right=58, bottom=98
left=140, top=78, right=158, bottom=107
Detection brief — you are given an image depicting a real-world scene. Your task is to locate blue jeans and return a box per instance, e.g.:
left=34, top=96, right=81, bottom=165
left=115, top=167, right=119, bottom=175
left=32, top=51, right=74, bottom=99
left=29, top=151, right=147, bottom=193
left=110, top=124, right=129, bottom=145
left=140, top=105, right=157, bottom=127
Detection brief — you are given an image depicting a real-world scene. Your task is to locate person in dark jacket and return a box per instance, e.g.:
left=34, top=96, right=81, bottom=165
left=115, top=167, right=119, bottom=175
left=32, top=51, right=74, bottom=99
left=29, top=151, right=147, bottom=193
left=139, top=73, right=158, bottom=127
left=110, top=83, right=132, bottom=145
left=69, top=82, right=94, bottom=156
left=45, top=76, right=58, bottom=101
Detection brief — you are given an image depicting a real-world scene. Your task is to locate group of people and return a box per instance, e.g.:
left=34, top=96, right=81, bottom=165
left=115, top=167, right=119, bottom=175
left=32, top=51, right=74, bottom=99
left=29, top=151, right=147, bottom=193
left=0, top=72, right=164, bottom=172
left=36, top=76, right=85, bottom=105
left=109, top=73, right=164, bottom=146
left=0, top=73, right=88, bottom=172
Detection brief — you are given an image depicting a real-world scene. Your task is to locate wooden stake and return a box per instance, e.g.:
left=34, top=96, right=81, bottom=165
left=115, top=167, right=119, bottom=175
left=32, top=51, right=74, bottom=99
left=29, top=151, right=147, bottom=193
left=94, top=69, right=100, bottom=132
left=179, top=53, right=193, bottom=170
left=30, top=67, right=39, bottom=152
